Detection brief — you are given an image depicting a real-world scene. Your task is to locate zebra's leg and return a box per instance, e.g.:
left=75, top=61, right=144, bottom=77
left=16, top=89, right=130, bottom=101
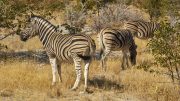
left=100, top=54, right=105, bottom=70
left=71, top=55, right=82, bottom=90
left=83, top=59, right=91, bottom=92
left=121, top=51, right=126, bottom=70
left=125, top=53, right=130, bottom=68
left=101, top=50, right=110, bottom=71
left=57, top=61, right=62, bottom=82
left=49, top=58, right=58, bottom=86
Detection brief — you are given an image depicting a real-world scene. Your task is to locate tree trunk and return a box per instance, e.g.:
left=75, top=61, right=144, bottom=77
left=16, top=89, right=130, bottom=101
left=168, top=59, right=174, bottom=82
left=175, top=64, right=180, bottom=85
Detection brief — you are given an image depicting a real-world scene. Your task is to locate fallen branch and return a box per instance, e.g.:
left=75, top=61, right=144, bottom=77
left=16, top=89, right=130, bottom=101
left=0, top=31, right=16, bottom=40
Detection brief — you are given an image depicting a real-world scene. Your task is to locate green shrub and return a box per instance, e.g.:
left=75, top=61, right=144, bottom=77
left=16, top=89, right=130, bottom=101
left=148, top=19, right=180, bottom=83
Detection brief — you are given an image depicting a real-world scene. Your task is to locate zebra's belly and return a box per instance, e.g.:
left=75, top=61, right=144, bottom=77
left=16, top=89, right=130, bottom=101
left=109, top=45, right=129, bottom=52
left=57, top=55, right=74, bottom=63
left=111, top=47, right=123, bottom=51
left=137, top=32, right=153, bottom=39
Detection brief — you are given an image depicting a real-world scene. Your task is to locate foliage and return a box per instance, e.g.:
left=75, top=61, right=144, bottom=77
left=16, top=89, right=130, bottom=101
left=0, top=0, right=65, bottom=29
left=141, top=0, right=169, bottom=20
left=128, top=0, right=175, bottom=21
left=148, top=19, right=180, bottom=83
left=136, top=60, right=152, bottom=72
left=63, top=3, right=86, bottom=33
left=91, top=3, right=144, bottom=32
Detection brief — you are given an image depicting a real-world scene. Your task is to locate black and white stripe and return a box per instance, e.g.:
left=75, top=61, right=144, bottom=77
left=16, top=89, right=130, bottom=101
left=98, top=28, right=137, bottom=71
left=124, top=20, right=160, bottom=39
left=19, top=14, right=96, bottom=92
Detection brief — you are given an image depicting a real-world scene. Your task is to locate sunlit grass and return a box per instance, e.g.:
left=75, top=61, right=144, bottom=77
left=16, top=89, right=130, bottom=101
left=0, top=58, right=179, bottom=101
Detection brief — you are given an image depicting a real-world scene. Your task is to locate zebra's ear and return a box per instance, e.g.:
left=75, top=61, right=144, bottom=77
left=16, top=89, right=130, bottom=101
left=135, top=45, right=137, bottom=49
left=56, top=25, right=60, bottom=31
left=26, top=11, right=34, bottom=22
left=30, top=11, right=35, bottom=18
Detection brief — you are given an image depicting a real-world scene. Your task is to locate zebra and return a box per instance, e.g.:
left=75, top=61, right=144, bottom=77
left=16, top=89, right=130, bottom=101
left=19, top=14, right=96, bottom=92
left=98, top=28, right=137, bottom=71
left=123, top=20, right=160, bottom=39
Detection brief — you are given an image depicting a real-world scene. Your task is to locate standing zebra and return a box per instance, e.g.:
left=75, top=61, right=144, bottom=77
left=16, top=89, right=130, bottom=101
left=19, top=14, right=96, bottom=92
left=98, top=28, right=137, bottom=71
left=123, top=20, right=160, bottom=39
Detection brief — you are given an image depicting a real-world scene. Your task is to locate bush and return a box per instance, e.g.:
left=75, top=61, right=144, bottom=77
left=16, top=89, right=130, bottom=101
left=0, top=0, right=65, bottom=29
left=148, top=19, right=180, bottom=84
left=90, top=3, right=144, bottom=32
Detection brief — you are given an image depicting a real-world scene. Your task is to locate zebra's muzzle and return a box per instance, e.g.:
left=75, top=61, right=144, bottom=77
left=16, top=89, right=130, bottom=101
left=131, top=60, right=136, bottom=65
left=130, top=55, right=136, bottom=66
left=20, top=34, right=29, bottom=42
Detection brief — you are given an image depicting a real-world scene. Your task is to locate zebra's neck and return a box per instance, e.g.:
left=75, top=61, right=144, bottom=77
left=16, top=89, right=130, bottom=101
left=151, top=22, right=158, bottom=32
left=36, top=18, right=57, bottom=46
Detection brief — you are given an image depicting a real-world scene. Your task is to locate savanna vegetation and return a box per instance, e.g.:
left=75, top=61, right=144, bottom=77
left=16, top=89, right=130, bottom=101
left=0, top=0, right=180, bottom=101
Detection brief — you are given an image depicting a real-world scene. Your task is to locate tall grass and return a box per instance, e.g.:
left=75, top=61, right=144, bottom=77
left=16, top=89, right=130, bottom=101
left=0, top=56, right=180, bottom=100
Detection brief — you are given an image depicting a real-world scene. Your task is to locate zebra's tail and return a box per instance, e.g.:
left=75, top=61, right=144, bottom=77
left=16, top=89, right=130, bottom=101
left=96, top=29, right=105, bottom=60
left=96, top=48, right=103, bottom=60
left=90, top=39, right=96, bottom=59
left=78, top=38, right=96, bottom=61
left=78, top=55, right=91, bottom=60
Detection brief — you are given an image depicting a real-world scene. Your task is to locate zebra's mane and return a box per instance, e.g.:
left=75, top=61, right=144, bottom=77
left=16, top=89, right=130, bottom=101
left=31, top=15, right=56, bottom=29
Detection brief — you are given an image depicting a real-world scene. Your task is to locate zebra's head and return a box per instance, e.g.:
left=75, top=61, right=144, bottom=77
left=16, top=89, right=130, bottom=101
left=19, top=14, right=39, bottom=41
left=129, top=44, right=137, bottom=65
left=155, top=23, right=160, bottom=31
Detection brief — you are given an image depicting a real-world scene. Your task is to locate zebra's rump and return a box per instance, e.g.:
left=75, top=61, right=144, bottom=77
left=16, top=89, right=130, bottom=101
left=98, top=28, right=132, bottom=51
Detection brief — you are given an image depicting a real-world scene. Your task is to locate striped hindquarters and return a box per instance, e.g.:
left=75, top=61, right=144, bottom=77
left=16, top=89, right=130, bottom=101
left=98, top=28, right=134, bottom=57
left=124, top=20, right=160, bottom=39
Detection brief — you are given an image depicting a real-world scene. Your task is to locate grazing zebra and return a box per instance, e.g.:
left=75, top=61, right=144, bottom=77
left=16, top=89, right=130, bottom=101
left=19, top=14, right=96, bottom=92
left=124, top=20, right=160, bottom=39
left=98, top=28, right=137, bottom=71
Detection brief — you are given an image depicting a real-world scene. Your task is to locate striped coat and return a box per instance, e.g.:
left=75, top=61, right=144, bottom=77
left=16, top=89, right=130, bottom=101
left=98, top=28, right=137, bottom=71
left=124, top=20, right=160, bottom=39
left=19, top=14, right=96, bottom=92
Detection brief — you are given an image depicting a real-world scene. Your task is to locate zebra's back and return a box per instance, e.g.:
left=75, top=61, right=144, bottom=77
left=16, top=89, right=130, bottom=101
left=124, top=20, right=159, bottom=39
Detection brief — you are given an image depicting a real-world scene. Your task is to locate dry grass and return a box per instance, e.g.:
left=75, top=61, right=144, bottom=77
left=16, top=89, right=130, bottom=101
left=0, top=54, right=180, bottom=101
left=0, top=32, right=180, bottom=101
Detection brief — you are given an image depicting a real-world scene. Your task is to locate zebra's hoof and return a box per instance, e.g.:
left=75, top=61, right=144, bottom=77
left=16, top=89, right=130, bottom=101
left=79, top=91, right=88, bottom=94
left=59, top=78, right=63, bottom=83
left=70, top=87, right=77, bottom=91
left=51, top=82, right=57, bottom=86
left=79, top=88, right=93, bottom=94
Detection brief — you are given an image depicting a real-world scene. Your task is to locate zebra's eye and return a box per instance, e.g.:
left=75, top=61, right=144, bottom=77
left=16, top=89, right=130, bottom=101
left=135, top=45, right=137, bottom=49
left=65, top=26, right=69, bottom=30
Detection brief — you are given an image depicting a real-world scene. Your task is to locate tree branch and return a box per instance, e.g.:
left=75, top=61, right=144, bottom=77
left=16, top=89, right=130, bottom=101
left=0, top=31, right=16, bottom=40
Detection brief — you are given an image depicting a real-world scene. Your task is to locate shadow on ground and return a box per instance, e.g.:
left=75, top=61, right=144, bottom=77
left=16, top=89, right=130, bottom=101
left=0, top=50, right=49, bottom=63
left=89, top=75, right=124, bottom=91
